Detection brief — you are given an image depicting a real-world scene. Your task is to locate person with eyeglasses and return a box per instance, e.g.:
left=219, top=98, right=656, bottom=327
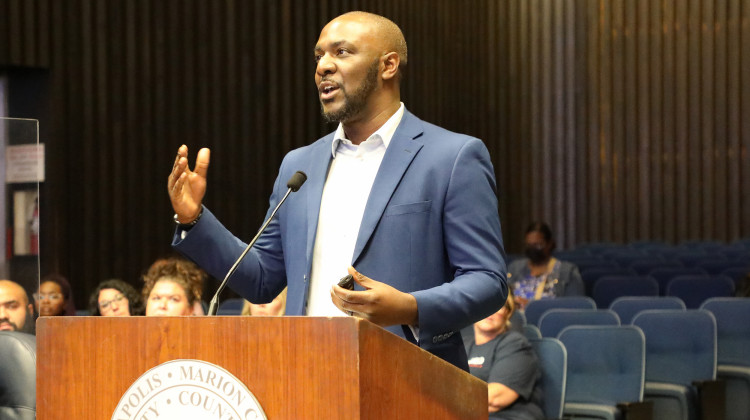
left=34, top=274, right=76, bottom=316
left=88, top=279, right=145, bottom=316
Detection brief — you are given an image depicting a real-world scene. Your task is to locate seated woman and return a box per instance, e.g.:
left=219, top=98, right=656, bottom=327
left=88, top=279, right=145, bottom=316
left=34, top=274, right=76, bottom=316
left=142, top=258, right=205, bottom=316
left=508, top=221, right=584, bottom=308
left=465, top=291, right=545, bottom=420
left=241, top=287, right=287, bottom=316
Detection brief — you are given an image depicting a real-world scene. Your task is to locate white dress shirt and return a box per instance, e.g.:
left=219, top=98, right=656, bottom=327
left=306, top=103, right=405, bottom=317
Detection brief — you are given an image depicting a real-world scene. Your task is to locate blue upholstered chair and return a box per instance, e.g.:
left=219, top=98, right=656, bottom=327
left=538, top=309, right=620, bottom=338
left=665, top=275, right=735, bottom=309
left=647, top=267, right=708, bottom=295
left=0, top=332, right=36, bottom=420
left=609, top=296, right=686, bottom=325
left=581, top=267, right=637, bottom=297
left=629, top=260, right=682, bottom=276
left=695, top=260, right=750, bottom=276
left=633, top=310, right=719, bottom=420
left=530, top=337, right=567, bottom=419
left=523, top=296, right=596, bottom=326
left=523, top=324, right=542, bottom=341
left=700, top=298, right=750, bottom=420
left=592, top=276, right=659, bottom=309
left=217, top=298, right=246, bottom=315
left=559, top=326, right=647, bottom=420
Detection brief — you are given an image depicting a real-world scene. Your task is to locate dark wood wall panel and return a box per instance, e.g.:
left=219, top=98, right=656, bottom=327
left=1, top=0, right=748, bottom=308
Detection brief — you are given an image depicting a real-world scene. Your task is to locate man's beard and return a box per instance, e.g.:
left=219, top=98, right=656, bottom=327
left=321, top=58, right=380, bottom=123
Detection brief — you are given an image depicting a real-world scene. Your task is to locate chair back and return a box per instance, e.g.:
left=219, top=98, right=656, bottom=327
left=524, top=297, right=596, bottom=326
left=522, top=324, right=542, bottom=341
left=696, top=261, right=750, bottom=276
left=665, top=275, right=735, bottom=309
left=217, top=298, right=246, bottom=315
left=558, top=326, right=645, bottom=405
left=632, top=309, right=717, bottom=385
left=592, top=275, right=659, bottom=308
left=629, top=259, right=682, bottom=276
left=538, top=309, right=620, bottom=338
left=699, top=297, right=750, bottom=367
left=581, top=267, right=637, bottom=296
left=0, top=332, right=36, bottom=420
left=609, top=296, right=686, bottom=324
left=648, top=267, right=708, bottom=294
left=530, top=338, right=567, bottom=419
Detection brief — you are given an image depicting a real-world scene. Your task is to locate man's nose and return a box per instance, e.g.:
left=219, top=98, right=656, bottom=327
left=316, top=55, right=335, bottom=75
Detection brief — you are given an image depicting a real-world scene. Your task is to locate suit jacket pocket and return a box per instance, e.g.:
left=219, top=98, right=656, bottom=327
left=383, top=200, right=432, bottom=217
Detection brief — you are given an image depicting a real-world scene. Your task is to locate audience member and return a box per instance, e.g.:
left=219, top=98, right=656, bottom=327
left=35, top=274, right=76, bottom=316
left=241, top=288, right=288, bottom=316
left=143, top=258, right=205, bottom=316
left=508, top=222, right=584, bottom=308
left=465, top=290, right=544, bottom=419
left=88, top=279, right=145, bottom=316
left=0, top=280, right=35, bottom=334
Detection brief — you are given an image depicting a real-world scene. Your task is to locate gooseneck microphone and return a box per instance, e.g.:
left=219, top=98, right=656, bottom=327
left=207, top=171, right=307, bottom=315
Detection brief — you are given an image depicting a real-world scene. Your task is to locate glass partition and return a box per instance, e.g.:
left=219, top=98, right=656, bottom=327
left=1, top=117, right=41, bottom=332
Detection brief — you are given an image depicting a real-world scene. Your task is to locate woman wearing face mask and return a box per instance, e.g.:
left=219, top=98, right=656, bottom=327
left=507, top=222, right=584, bottom=309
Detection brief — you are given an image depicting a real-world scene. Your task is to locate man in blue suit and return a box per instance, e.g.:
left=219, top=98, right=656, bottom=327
left=168, top=11, right=507, bottom=370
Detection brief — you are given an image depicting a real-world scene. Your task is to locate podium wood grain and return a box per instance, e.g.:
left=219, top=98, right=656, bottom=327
left=37, top=316, right=487, bottom=419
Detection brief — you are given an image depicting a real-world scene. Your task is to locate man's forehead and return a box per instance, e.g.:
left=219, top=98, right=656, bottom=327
left=317, top=18, right=378, bottom=48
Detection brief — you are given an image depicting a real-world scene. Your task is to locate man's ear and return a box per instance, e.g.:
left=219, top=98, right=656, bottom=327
left=381, top=52, right=400, bottom=80
left=27, top=303, right=33, bottom=316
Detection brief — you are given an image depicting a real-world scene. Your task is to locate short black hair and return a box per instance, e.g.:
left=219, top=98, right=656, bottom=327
left=88, top=279, right=145, bottom=316
left=525, top=221, right=553, bottom=242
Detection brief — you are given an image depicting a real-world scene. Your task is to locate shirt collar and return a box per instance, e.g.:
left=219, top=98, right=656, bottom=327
left=331, top=102, right=405, bottom=158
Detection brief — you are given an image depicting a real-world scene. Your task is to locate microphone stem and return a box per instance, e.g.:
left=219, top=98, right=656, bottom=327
left=207, top=186, right=294, bottom=316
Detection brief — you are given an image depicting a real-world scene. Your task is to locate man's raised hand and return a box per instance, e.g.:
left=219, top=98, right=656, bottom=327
left=167, top=145, right=211, bottom=224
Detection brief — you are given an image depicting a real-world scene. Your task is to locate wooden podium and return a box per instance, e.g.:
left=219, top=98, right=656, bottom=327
left=37, top=316, right=487, bottom=419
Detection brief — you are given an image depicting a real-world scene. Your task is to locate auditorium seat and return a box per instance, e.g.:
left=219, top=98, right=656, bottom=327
left=609, top=296, right=686, bottom=325
left=0, top=332, right=36, bottom=420
left=628, top=260, right=682, bottom=276
left=217, top=298, right=246, bottom=315
left=559, top=326, right=647, bottom=420
left=592, top=276, right=659, bottom=309
left=633, top=310, right=720, bottom=420
left=538, top=308, right=620, bottom=338
left=647, top=267, right=708, bottom=295
left=581, top=267, right=637, bottom=297
left=530, top=337, right=567, bottom=419
left=523, top=297, right=596, bottom=326
left=665, top=275, right=735, bottom=309
left=523, top=324, right=542, bottom=341
left=695, top=260, right=750, bottom=276
left=700, top=298, right=750, bottom=420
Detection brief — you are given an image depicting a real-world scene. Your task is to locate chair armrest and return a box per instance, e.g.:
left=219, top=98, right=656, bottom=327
left=691, top=379, right=725, bottom=420
left=617, top=400, right=653, bottom=420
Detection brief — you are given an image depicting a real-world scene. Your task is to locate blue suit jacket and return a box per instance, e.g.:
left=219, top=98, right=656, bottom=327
left=174, top=111, right=508, bottom=370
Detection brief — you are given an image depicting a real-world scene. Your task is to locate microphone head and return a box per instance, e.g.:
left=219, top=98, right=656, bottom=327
left=287, top=171, right=307, bottom=192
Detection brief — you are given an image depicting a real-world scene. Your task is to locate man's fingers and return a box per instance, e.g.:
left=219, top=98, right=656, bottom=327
left=194, top=148, right=211, bottom=178
left=348, top=266, right=373, bottom=289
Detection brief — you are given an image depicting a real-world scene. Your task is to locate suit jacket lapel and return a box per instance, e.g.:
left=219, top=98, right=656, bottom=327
left=305, top=137, right=334, bottom=265
left=352, top=112, right=424, bottom=264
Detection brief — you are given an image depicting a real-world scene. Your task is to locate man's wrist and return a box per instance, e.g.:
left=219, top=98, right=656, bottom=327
left=174, top=207, right=204, bottom=227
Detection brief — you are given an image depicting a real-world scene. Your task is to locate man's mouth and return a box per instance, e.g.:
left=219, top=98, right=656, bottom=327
left=319, top=82, right=339, bottom=101
left=0, top=322, right=14, bottom=331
